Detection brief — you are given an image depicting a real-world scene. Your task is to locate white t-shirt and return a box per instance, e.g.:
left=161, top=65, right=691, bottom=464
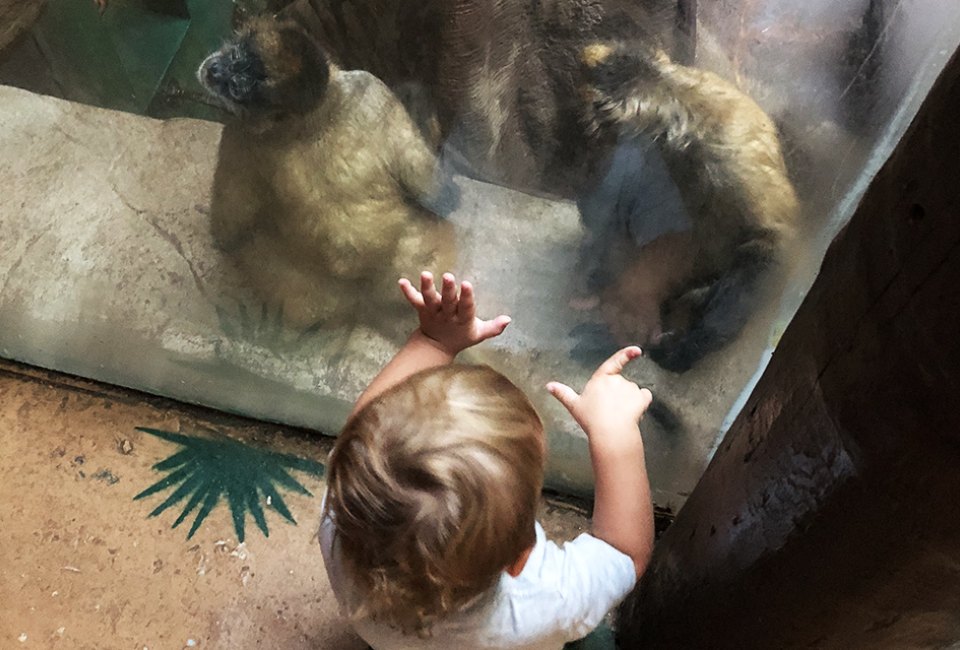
left=318, top=496, right=637, bottom=650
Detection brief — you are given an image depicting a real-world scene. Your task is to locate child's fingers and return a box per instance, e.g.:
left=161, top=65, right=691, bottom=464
left=420, top=271, right=440, bottom=310
left=440, top=273, right=458, bottom=315
left=546, top=381, right=580, bottom=414
left=457, top=281, right=476, bottom=320
left=398, top=278, right=425, bottom=308
left=594, top=346, right=643, bottom=378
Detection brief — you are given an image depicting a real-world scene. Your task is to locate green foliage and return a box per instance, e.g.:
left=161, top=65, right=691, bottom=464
left=134, top=427, right=325, bottom=542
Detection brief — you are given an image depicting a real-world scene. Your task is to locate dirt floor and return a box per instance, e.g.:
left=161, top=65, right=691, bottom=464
left=0, top=360, right=591, bottom=649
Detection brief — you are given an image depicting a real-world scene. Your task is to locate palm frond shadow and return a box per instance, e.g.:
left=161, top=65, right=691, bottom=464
left=134, top=427, right=325, bottom=542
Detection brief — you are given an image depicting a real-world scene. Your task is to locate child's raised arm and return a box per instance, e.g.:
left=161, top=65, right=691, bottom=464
left=349, top=271, right=511, bottom=417
left=547, top=347, right=655, bottom=578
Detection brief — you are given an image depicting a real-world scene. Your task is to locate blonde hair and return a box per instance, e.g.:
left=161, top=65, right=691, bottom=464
left=324, top=364, right=545, bottom=635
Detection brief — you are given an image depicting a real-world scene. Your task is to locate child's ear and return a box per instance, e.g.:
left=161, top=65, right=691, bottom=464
left=505, top=543, right=535, bottom=577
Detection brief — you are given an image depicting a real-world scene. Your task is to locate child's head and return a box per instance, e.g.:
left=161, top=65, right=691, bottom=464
left=325, top=364, right=545, bottom=634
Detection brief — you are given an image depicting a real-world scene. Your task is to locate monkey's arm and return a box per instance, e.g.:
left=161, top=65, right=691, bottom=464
left=648, top=231, right=782, bottom=372
left=209, top=132, right=265, bottom=250
left=386, top=102, right=461, bottom=217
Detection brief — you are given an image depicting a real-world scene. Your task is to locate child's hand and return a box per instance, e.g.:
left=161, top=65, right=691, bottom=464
left=547, top=346, right=652, bottom=449
left=399, top=271, right=511, bottom=356
left=550, top=347, right=655, bottom=578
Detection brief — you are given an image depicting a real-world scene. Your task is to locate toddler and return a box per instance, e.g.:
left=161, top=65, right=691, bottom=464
left=320, top=272, right=654, bottom=649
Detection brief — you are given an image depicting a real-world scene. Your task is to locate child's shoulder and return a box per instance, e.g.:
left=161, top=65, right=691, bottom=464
left=485, top=522, right=637, bottom=635
left=517, top=522, right=637, bottom=590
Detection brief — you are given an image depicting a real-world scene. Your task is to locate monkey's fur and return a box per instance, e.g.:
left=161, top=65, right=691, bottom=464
left=580, top=41, right=799, bottom=371
left=199, top=18, right=456, bottom=332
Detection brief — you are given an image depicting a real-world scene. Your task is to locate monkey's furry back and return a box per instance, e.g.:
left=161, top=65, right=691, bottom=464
left=209, top=66, right=456, bottom=332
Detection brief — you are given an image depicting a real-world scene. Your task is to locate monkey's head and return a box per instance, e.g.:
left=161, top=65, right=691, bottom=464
left=579, top=40, right=672, bottom=136
left=580, top=40, right=667, bottom=97
left=198, top=17, right=329, bottom=118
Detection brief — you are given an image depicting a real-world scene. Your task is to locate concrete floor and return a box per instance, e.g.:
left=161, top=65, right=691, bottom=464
left=0, top=359, right=591, bottom=649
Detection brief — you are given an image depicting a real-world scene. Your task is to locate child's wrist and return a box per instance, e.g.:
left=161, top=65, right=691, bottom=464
left=586, top=424, right=644, bottom=457
left=410, top=328, right=460, bottom=359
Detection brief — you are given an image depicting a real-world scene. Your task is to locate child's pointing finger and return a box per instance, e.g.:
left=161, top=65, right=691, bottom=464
left=594, top=346, right=643, bottom=377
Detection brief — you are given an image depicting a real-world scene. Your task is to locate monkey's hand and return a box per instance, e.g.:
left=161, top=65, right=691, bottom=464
left=399, top=271, right=511, bottom=356
left=94, top=0, right=107, bottom=14
left=417, top=171, right=461, bottom=218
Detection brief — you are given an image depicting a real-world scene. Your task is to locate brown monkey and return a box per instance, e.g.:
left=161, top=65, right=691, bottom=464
left=280, top=0, right=683, bottom=193
left=579, top=41, right=799, bottom=371
left=198, top=17, right=457, bottom=332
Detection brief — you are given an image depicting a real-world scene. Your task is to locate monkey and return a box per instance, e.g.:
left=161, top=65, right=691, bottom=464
left=198, top=17, right=457, bottom=333
left=276, top=0, right=796, bottom=370
left=279, top=0, right=683, bottom=193
left=576, top=40, right=800, bottom=372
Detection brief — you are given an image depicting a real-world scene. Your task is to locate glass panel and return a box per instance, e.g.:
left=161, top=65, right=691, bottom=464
left=1, top=0, right=958, bottom=507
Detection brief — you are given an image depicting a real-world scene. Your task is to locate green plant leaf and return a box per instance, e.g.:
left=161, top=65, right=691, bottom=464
left=134, top=427, right=325, bottom=542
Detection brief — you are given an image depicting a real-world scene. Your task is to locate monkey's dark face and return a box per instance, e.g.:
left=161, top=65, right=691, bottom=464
left=198, top=18, right=330, bottom=118
left=198, top=36, right=269, bottom=113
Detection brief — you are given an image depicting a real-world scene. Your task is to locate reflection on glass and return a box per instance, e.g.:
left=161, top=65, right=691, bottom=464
left=0, top=0, right=959, bottom=508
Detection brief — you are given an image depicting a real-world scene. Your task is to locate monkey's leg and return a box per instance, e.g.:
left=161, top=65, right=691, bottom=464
left=648, top=236, right=779, bottom=372
left=234, top=238, right=349, bottom=330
